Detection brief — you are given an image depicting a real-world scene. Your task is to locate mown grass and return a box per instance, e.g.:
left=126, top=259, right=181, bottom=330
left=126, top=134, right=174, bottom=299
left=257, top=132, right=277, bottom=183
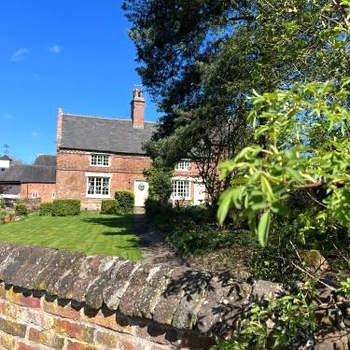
left=0, top=213, right=142, bottom=260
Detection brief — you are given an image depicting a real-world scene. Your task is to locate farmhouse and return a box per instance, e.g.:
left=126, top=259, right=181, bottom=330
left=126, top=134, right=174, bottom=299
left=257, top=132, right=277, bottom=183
left=56, top=89, right=205, bottom=210
left=0, top=155, right=56, bottom=202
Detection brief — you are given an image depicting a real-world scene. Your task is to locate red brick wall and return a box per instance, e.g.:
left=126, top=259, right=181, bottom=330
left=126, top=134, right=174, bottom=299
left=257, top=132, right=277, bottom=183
left=56, top=150, right=152, bottom=209
left=0, top=243, right=345, bottom=350
left=0, top=283, right=184, bottom=350
left=56, top=150, right=202, bottom=209
left=20, top=183, right=56, bottom=202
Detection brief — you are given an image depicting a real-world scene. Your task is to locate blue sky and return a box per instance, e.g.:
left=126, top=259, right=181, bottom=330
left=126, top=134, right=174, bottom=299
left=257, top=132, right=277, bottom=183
left=0, top=0, right=159, bottom=163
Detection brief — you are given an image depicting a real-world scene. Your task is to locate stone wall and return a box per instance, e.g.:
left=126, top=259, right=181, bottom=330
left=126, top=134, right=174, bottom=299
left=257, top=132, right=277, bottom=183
left=0, top=243, right=347, bottom=350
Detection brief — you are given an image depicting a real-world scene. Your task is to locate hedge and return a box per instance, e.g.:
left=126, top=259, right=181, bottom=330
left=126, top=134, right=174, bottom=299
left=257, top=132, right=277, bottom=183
left=15, top=203, right=28, bottom=216
left=40, top=203, right=54, bottom=216
left=52, top=200, right=81, bottom=216
left=101, top=200, right=117, bottom=214
left=0, top=199, right=4, bottom=209
left=115, top=191, right=134, bottom=214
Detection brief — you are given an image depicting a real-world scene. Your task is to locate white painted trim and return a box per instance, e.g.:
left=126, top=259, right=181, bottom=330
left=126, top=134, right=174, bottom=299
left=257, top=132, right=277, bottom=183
left=175, top=159, right=191, bottom=171
left=0, top=194, right=18, bottom=199
left=89, top=153, right=111, bottom=167
left=85, top=173, right=112, bottom=199
left=85, top=172, right=112, bottom=178
left=172, top=176, right=196, bottom=181
left=171, top=178, right=192, bottom=200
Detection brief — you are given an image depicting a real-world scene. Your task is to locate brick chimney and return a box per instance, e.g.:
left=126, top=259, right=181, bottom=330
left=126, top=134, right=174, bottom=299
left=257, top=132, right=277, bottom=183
left=131, top=89, right=145, bottom=129
left=56, top=108, right=63, bottom=151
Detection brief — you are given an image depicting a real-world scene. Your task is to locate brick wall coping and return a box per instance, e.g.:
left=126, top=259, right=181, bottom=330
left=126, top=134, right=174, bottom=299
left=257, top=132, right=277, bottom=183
left=0, top=243, right=282, bottom=338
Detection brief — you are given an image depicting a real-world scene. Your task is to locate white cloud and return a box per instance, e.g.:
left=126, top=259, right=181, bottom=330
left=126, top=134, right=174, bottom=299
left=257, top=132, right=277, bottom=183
left=49, top=44, right=62, bottom=54
left=11, top=48, right=29, bottom=62
left=2, top=113, right=13, bottom=120
left=31, top=131, right=40, bottom=137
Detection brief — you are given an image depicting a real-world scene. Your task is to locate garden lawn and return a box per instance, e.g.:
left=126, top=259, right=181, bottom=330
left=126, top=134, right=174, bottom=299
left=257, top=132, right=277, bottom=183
left=0, top=213, right=142, bottom=260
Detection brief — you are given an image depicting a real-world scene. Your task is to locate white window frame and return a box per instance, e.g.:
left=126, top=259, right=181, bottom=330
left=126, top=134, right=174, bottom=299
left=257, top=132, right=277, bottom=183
left=85, top=173, right=112, bottom=198
left=51, top=192, right=56, bottom=199
left=171, top=179, right=191, bottom=200
left=32, top=191, right=39, bottom=199
left=90, top=154, right=110, bottom=167
left=175, top=159, right=191, bottom=171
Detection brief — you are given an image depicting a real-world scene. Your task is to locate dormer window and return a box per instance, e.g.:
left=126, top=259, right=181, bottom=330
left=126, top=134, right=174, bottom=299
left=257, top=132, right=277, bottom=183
left=175, top=159, right=191, bottom=171
left=90, top=154, right=110, bottom=167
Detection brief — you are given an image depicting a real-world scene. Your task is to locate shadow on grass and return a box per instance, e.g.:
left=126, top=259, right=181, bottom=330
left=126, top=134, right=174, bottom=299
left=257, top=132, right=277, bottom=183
left=82, top=215, right=134, bottom=236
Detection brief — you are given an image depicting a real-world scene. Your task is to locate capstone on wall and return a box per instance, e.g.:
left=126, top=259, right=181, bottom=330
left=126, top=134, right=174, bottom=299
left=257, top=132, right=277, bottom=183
left=0, top=243, right=347, bottom=350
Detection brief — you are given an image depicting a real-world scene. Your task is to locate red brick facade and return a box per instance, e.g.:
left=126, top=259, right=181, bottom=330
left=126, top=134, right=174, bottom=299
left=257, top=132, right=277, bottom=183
left=56, top=150, right=202, bottom=209
left=56, top=150, right=152, bottom=210
left=20, top=183, right=57, bottom=202
left=55, top=90, right=203, bottom=209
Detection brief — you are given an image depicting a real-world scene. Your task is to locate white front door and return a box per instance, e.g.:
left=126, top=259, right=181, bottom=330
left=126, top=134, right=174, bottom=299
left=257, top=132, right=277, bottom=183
left=134, top=180, right=149, bottom=207
left=194, top=183, right=206, bottom=205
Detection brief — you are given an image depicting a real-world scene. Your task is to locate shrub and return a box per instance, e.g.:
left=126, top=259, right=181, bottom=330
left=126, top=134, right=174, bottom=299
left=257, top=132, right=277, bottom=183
left=144, top=166, right=173, bottom=204
left=115, top=191, right=134, bottom=214
left=101, top=200, right=117, bottom=214
left=145, top=198, right=162, bottom=217
left=15, top=203, right=28, bottom=216
left=0, top=199, right=4, bottom=209
left=39, top=203, right=53, bottom=216
left=52, top=199, right=80, bottom=216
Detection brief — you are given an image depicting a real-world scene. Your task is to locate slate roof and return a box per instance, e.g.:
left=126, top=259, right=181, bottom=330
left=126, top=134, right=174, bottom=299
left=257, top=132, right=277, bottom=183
left=0, top=165, right=56, bottom=184
left=60, top=113, right=157, bottom=155
left=34, top=155, right=57, bottom=166
left=0, top=155, right=11, bottom=161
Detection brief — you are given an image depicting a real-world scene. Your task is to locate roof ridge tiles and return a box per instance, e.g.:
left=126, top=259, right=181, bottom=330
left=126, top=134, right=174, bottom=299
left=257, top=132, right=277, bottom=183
left=63, top=112, right=156, bottom=124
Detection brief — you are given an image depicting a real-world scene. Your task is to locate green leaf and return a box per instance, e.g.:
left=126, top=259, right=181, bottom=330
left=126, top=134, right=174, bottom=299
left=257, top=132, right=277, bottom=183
left=258, top=211, right=271, bottom=247
left=271, top=202, right=289, bottom=216
left=217, top=188, right=234, bottom=224
left=261, top=176, right=274, bottom=202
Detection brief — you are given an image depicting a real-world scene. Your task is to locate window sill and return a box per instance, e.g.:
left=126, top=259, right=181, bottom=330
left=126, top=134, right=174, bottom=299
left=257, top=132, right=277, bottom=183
left=89, top=165, right=110, bottom=168
left=86, top=194, right=112, bottom=199
left=171, top=197, right=192, bottom=201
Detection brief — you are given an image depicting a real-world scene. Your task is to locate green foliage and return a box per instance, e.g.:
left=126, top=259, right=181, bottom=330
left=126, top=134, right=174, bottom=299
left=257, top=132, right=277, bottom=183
left=15, top=203, right=28, bottom=216
left=150, top=205, right=237, bottom=255
left=219, top=78, right=350, bottom=246
left=115, top=191, right=134, bottom=214
left=124, top=0, right=349, bottom=204
left=144, top=198, right=162, bottom=217
left=100, top=200, right=117, bottom=215
left=39, top=203, right=53, bottom=216
left=0, top=199, right=4, bottom=209
left=144, top=165, right=173, bottom=204
left=247, top=246, right=303, bottom=284
left=338, top=278, right=350, bottom=297
left=212, top=281, right=318, bottom=350
left=52, top=200, right=80, bottom=216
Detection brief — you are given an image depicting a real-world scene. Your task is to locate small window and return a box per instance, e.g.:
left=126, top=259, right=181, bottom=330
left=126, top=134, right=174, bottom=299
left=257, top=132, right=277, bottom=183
left=90, top=154, right=110, bottom=167
left=87, top=177, right=110, bottom=197
left=52, top=192, right=56, bottom=199
left=32, top=191, right=39, bottom=198
left=175, top=160, right=191, bottom=171
left=172, top=180, right=190, bottom=199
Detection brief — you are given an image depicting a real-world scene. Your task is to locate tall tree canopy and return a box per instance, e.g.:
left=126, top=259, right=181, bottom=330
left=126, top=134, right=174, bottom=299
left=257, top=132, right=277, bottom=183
left=123, top=0, right=349, bottom=204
